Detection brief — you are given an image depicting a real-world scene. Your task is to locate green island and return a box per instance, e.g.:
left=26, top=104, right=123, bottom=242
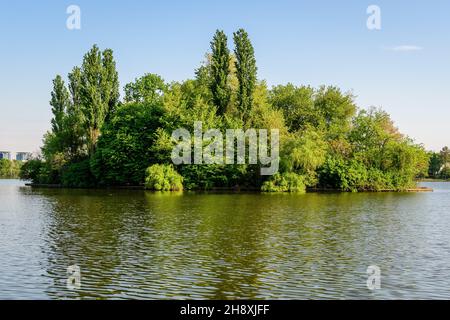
left=16, top=29, right=448, bottom=192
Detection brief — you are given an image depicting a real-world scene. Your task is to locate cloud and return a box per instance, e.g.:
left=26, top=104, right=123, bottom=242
left=384, top=45, right=423, bottom=52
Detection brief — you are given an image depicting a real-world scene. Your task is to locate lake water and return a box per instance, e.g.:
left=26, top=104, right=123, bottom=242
left=1, top=179, right=450, bottom=299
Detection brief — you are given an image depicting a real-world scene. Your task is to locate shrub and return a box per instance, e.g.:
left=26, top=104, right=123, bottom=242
left=0, top=159, right=22, bottom=179
left=441, top=167, right=450, bottom=180
left=61, top=159, right=96, bottom=188
left=20, top=159, right=52, bottom=183
left=318, top=157, right=368, bottom=192
left=179, top=164, right=257, bottom=190
left=261, top=172, right=306, bottom=193
left=145, top=164, right=183, bottom=191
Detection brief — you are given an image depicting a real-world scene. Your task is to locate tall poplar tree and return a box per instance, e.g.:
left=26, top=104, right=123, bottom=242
left=210, top=30, right=231, bottom=115
left=233, top=29, right=257, bottom=122
left=79, top=45, right=119, bottom=155
left=50, top=75, right=70, bottom=134
left=66, top=67, right=85, bottom=157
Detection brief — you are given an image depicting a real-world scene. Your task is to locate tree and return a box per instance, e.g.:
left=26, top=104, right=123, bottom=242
left=102, top=48, right=120, bottom=117
left=90, top=102, right=164, bottom=185
left=43, top=70, right=85, bottom=162
left=314, top=86, right=357, bottom=139
left=269, top=84, right=317, bottom=132
left=0, top=159, right=21, bottom=179
left=79, top=45, right=119, bottom=155
left=68, top=67, right=82, bottom=108
left=124, top=73, right=167, bottom=104
left=440, top=146, right=450, bottom=164
left=65, top=67, right=86, bottom=158
left=210, top=30, right=231, bottom=115
left=49, top=75, right=70, bottom=134
left=281, top=129, right=327, bottom=185
left=428, top=152, right=443, bottom=178
left=233, top=29, right=257, bottom=122
left=44, top=75, right=76, bottom=164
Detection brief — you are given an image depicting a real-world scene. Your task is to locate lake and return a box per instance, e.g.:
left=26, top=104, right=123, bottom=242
left=1, top=179, right=450, bottom=299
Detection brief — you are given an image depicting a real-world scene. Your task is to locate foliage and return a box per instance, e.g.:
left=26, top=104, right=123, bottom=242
left=210, top=30, right=231, bottom=115
left=179, top=164, right=258, bottom=190
left=26, top=29, right=433, bottom=193
left=124, top=73, right=167, bottom=104
left=0, top=159, right=22, bottom=179
left=428, top=146, right=450, bottom=179
left=61, top=158, right=96, bottom=188
left=79, top=45, right=120, bottom=155
left=280, top=129, right=327, bottom=185
left=144, top=164, right=183, bottom=191
left=233, top=29, right=257, bottom=123
left=269, top=84, right=317, bottom=132
left=441, top=167, right=450, bottom=180
left=50, top=75, right=70, bottom=134
left=90, top=102, right=164, bottom=185
left=262, top=172, right=306, bottom=193
left=19, top=159, right=59, bottom=184
left=428, top=152, right=443, bottom=178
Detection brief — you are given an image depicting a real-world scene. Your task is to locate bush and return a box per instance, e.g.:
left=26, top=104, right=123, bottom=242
left=144, top=164, right=183, bottom=191
left=179, top=164, right=258, bottom=190
left=440, top=167, right=450, bottom=180
left=319, top=157, right=369, bottom=192
left=0, top=159, right=22, bottom=179
left=19, top=159, right=58, bottom=184
left=61, top=159, right=96, bottom=188
left=261, top=172, right=306, bottom=193
left=366, top=168, right=392, bottom=191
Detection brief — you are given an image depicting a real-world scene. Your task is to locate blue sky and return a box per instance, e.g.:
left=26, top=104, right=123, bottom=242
left=1, top=0, right=449, bottom=152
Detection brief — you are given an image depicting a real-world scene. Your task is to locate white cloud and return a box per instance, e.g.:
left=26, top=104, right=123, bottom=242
left=384, top=45, right=423, bottom=52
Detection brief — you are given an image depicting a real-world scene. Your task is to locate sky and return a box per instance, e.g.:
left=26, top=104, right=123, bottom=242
left=0, top=0, right=449, bottom=152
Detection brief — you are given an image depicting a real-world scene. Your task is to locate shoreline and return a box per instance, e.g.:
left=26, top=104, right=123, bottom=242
left=24, top=183, right=434, bottom=193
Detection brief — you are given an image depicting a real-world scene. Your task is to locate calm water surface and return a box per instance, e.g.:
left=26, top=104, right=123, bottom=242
left=1, top=179, right=450, bottom=299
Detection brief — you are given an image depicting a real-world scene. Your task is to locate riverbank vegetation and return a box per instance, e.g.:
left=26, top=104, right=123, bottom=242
left=20, top=29, right=430, bottom=192
left=0, top=159, right=22, bottom=179
left=428, top=147, right=450, bottom=180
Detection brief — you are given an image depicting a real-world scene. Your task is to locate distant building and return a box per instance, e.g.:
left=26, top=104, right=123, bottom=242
left=0, top=151, right=11, bottom=160
left=15, top=152, right=32, bottom=162
left=0, top=151, right=33, bottom=161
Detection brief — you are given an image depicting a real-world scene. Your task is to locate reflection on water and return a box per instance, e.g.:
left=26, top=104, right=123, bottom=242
left=1, top=179, right=450, bottom=299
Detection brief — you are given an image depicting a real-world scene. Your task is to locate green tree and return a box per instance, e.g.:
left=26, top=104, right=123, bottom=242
left=91, top=102, right=164, bottom=185
left=440, top=146, right=450, bottom=164
left=233, top=29, right=257, bottom=122
left=314, top=86, right=356, bottom=140
left=269, top=84, right=317, bottom=132
left=0, top=159, right=21, bottom=179
left=428, top=152, right=443, bottom=178
left=64, top=67, right=86, bottom=158
left=124, top=73, right=167, bottom=104
left=281, top=129, right=327, bottom=186
left=80, top=45, right=119, bottom=155
left=50, top=75, right=70, bottom=134
left=68, top=67, right=82, bottom=107
left=210, top=30, right=231, bottom=115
